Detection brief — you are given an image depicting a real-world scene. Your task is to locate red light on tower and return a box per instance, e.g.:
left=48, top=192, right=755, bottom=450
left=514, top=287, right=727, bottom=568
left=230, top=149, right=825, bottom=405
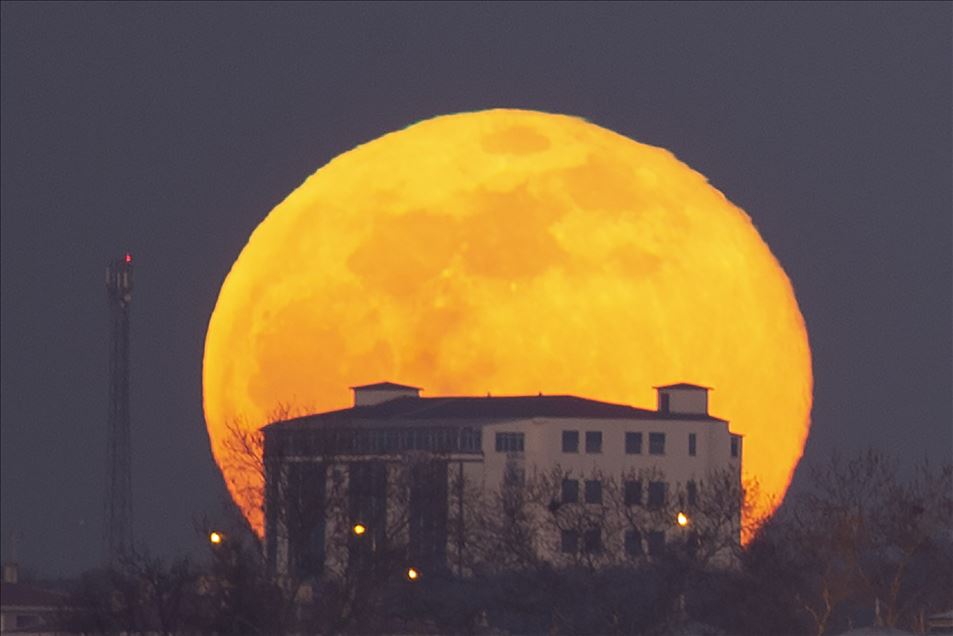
left=124, top=253, right=133, bottom=264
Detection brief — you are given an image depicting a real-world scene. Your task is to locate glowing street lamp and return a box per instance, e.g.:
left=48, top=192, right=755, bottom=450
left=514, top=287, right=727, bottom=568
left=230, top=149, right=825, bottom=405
left=209, top=531, right=224, bottom=545
left=676, top=512, right=690, bottom=527
left=352, top=523, right=367, bottom=536
left=406, top=567, right=420, bottom=581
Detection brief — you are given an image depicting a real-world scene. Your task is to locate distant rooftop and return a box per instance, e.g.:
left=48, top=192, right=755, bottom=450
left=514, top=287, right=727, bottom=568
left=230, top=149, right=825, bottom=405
left=654, top=383, right=712, bottom=391
left=350, top=381, right=422, bottom=391
left=265, top=392, right=725, bottom=431
left=0, top=582, right=67, bottom=608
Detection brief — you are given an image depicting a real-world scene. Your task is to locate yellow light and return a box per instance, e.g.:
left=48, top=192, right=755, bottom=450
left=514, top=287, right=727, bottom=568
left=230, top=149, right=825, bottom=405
left=352, top=523, right=366, bottom=536
left=204, top=109, right=813, bottom=543
left=677, top=512, right=690, bottom=527
left=209, top=531, right=223, bottom=544
left=406, top=567, right=419, bottom=581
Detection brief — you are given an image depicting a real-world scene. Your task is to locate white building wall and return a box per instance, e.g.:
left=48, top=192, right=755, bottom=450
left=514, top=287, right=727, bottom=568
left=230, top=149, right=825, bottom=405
left=481, top=416, right=737, bottom=491
left=353, top=387, right=419, bottom=406
left=659, top=388, right=709, bottom=415
left=479, top=414, right=741, bottom=561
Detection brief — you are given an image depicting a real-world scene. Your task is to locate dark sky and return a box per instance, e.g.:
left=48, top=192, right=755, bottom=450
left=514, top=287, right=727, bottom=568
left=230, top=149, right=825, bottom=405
left=2, top=3, right=950, bottom=576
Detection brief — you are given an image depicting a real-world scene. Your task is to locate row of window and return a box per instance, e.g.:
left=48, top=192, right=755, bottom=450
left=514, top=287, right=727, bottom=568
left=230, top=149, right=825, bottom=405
left=560, top=479, right=698, bottom=508
left=560, top=528, right=666, bottom=557
left=559, top=479, right=698, bottom=508
left=561, top=479, right=605, bottom=505
left=561, top=430, right=604, bottom=453
left=276, top=427, right=483, bottom=456
left=620, top=432, right=668, bottom=455
left=492, top=431, right=703, bottom=457
left=495, top=432, right=524, bottom=452
left=277, top=428, right=733, bottom=459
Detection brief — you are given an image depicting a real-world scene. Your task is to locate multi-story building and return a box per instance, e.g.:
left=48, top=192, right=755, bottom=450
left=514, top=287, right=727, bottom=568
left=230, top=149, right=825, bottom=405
left=262, top=382, right=742, bottom=579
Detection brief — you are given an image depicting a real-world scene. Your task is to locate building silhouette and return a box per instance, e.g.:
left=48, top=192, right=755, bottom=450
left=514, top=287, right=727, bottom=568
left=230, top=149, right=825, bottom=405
left=262, top=382, right=742, bottom=579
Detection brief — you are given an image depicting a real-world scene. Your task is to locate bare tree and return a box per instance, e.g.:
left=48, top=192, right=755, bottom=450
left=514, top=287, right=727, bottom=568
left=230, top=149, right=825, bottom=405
left=801, top=451, right=953, bottom=631
left=121, top=549, right=198, bottom=634
left=61, top=547, right=199, bottom=635
left=743, top=450, right=953, bottom=636
left=455, top=463, right=757, bottom=634
left=219, top=403, right=303, bottom=541
left=311, top=456, right=416, bottom=633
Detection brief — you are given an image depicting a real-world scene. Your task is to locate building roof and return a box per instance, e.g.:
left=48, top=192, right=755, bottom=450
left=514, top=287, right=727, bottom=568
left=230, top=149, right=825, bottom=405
left=833, top=628, right=914, bottom=636
left=0, top=582, right=67, bottom=608
left=265, top=394, right=726, bottom=431
left=654, top=383, right=712, bottom=391
left=350, top=381, right=422, bottom=391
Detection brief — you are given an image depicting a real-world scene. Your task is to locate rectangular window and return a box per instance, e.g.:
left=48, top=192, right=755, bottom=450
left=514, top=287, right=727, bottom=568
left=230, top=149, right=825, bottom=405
left=460, top=428, right=481, bottom=452
left=649, top=432, right=666, bottom=455
left=350, top=430, right=365, bottom=452
left=647, top=531, right=665, bottom=556
left=495, top=432, right=525, bottom=453
left=585, top=431, right=602, bottom=453
left=435, top=429, right=452, bottom=452
left=625, top=432, right=643, bottom=454
left=624, top=480, right=642, bottom=505
left=560, top=529, right=578, bottom=554
left=561, top=478, right=579, bottom=504
left=687, top=480, right=697, bottom=507
left=648, top=481, right=666, bottom=509
left=583, top=528, right=602, bottom=553
left=584, top=479, right=603, bottom=504
left=731, top=436, right=740, bottom=458
left=624, top=529, right=643, bottom=557
left=660, top=393, right=670, bottom=413
left=562, top=430, right=579, bottom=453
left=688, top=433, right=697, bottom=456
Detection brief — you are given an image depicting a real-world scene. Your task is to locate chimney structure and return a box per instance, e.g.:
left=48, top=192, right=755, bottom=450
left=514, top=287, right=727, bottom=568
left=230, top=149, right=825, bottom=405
left=351, top=382, right=421, bottom=407
left=655, top=383, right=710, bottom=415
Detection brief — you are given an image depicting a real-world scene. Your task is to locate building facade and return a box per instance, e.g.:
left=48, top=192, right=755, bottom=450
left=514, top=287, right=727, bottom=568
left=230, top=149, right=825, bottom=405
left=0, top=563, right=68, bottom=634
left=262, top=382, right=742, bottom=579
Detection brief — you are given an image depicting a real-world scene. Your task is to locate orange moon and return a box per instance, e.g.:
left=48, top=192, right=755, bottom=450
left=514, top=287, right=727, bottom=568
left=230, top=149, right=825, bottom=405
left=203, top=109, right=812, bottom=537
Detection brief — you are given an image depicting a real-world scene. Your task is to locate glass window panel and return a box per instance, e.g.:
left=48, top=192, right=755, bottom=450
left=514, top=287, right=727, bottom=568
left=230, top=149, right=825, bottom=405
left=624, top=480, right=642, bottom=506
left=562, top=430, right=579, bottom=453
left=648, top=481, right=666, bottom=509
left=585, top=431, right=602, bottom=453
left=625, top=529, right=643, bottom=556
left=561, top=479, right=579, bottom=504
left=585, top=480, right=602, bottom=504
left=561, top=530, right=578, bottom=553
left=625, top=432, right=642, bottom=454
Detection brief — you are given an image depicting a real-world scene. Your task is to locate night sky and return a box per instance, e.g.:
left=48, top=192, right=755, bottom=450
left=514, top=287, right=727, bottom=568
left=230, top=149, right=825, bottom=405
left=2, top=3, right=950, bottom=576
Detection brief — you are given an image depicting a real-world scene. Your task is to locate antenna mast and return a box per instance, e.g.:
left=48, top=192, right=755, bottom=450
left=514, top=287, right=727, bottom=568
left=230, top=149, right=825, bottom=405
left=105, top=252, right=134, bottom=562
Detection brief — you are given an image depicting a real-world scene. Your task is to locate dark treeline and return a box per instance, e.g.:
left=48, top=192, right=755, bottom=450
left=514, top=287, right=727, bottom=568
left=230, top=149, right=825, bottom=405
left=55, top=449, right=951, bottom=635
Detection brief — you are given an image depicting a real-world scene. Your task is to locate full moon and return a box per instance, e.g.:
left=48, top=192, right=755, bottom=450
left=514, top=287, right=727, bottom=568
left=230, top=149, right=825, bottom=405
left=203, top=109, right=812, bottom=537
